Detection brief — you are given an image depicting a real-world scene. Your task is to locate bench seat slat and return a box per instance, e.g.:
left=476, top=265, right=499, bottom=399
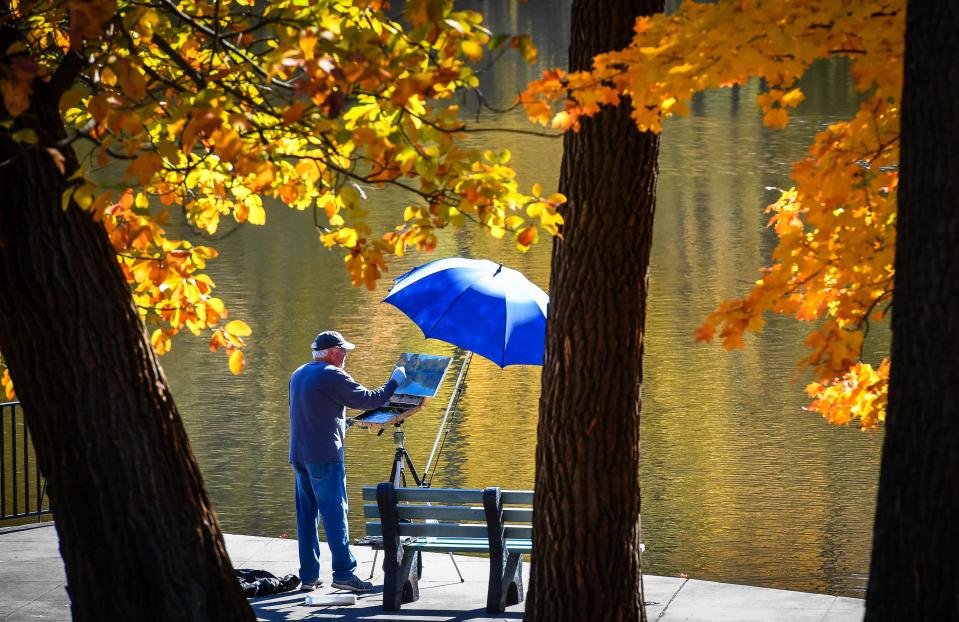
left=405, top=538, right=533, bottom=554
left=363, top=504, right=532, bottom=523
left=366, top=522, right=532, bottom=540
left=362, top=486, right=533, bottom=505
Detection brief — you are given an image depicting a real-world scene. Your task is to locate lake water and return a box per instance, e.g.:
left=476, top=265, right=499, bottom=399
left=161, top=1, right=885, bottom=598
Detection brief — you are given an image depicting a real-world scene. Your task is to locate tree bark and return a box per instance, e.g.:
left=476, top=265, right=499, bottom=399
left=526, top=1, right=662, bottom=620
left=0, top=67, right=253, bottom=622
left=865, top=2, right=959, bottom=620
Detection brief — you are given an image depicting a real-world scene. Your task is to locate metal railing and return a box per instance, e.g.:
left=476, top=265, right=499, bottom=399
left=1, top=401, right=51, bottom=523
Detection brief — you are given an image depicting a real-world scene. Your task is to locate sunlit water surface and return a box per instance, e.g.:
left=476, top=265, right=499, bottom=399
left=161, top=0, right=884, bottom=597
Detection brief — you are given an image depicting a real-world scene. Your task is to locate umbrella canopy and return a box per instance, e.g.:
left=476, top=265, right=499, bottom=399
left=384, top=257, right=548, bottom=367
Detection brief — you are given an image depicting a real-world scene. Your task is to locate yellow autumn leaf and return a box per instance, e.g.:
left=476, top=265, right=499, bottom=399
left=461, top=39, right=483, bottom=61
left=225, top=320, right=252, bottom=336
left=781, top=88, right=805, bottom=108
left=505, top=215, right=525, bottom=230
left=334, top=228, right=359, bottom=247
left=247, top=198, right=266, bottom=226
left=151, top=329, right=172, bottom=355
left=229, top=350, right=245, bottom=375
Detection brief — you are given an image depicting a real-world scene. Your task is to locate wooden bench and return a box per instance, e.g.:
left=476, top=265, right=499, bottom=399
left=362, top=482, right=533, bottom=613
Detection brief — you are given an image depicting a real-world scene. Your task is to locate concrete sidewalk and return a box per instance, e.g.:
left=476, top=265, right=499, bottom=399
left=0, top=523, right=864, bottom=621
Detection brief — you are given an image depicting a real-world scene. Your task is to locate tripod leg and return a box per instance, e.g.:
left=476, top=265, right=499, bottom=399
left=403, top=450, right=422, bottom=487
left=449, top=552, right=464, bottom=582
left=391, top=450, right=404, bottom=488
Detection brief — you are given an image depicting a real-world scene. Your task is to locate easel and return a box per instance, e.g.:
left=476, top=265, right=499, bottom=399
left=383, top=350, right=473, bottom=489
left=421, top=350, right=472, bottom=486
left=367, top=350, right=473, bottom=582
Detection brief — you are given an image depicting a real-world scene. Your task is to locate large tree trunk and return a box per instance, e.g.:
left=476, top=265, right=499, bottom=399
left=0, top=69, right=253, bottom=622
left=525, top=1, right=662, bottom=620
left=864, top=3, right=959, bottom=620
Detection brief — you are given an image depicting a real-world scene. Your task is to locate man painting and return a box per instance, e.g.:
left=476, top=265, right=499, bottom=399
left=289, top=330, right=406, bottom=592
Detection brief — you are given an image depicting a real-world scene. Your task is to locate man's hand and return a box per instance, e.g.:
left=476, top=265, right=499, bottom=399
left=390, top=366, right=407, bottom=385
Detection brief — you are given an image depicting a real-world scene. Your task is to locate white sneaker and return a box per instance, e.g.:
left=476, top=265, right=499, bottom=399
left=299, top=580, right=323, bottom=591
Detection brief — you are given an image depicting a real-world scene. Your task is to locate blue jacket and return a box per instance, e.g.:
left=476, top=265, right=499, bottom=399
left=289, top=362, right=398, bottom=463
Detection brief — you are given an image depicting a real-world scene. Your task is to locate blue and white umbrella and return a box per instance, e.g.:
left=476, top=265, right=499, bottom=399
left=384, top=257, right=548, bottom=367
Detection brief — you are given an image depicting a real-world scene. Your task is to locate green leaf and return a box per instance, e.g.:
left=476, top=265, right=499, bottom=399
left=61, top=187, right=76, bottom=211
left=73, top=183, right=95, bottom=210
left=11, top=129, right=37, bottom=144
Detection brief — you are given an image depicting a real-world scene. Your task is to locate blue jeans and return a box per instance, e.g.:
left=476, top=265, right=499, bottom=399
left=293, top=461, right=357, bottom=583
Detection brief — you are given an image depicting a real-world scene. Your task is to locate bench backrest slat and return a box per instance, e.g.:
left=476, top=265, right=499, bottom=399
left=363, top=487, right=482, bottom=503
left=500, top=490, right=534, bottom=505
left=362, top=503, right=483, bottom=521
left=366, top=521, right=532, bottom=540
left=362, top=503, right=532, bottom=523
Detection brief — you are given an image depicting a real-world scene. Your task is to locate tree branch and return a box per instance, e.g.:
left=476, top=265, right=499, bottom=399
left=153, top=34, right=207, bottom=89
left=48, top=52, right=86, bottom=98
left=156, top=0, right=294, bottom=91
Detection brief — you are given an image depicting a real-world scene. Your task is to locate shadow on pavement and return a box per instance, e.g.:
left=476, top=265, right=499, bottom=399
left=250, top=590, right=523, bottom=622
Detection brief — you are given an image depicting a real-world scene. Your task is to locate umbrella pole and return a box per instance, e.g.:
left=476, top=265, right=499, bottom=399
left=421, top=350, right=472, bottom=486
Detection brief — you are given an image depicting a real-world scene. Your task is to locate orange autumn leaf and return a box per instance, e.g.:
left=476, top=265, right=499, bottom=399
left=0, top=78, right=31, bottom=117
left=210, top=128, right=243, bottom=163
left=114, top=58, right=147, bottom=102
left=1, top=367, right=15, bottom=400
left=67, top=0, right=117, bottom=49
left=516, top=226, right=538, bottom=250
left=126, top=152, right=163, bottom=185
left=1, top=52, right=37, bottom=118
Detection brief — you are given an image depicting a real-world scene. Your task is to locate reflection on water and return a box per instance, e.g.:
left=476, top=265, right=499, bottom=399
left=161, top=1, right=882, bottom=598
